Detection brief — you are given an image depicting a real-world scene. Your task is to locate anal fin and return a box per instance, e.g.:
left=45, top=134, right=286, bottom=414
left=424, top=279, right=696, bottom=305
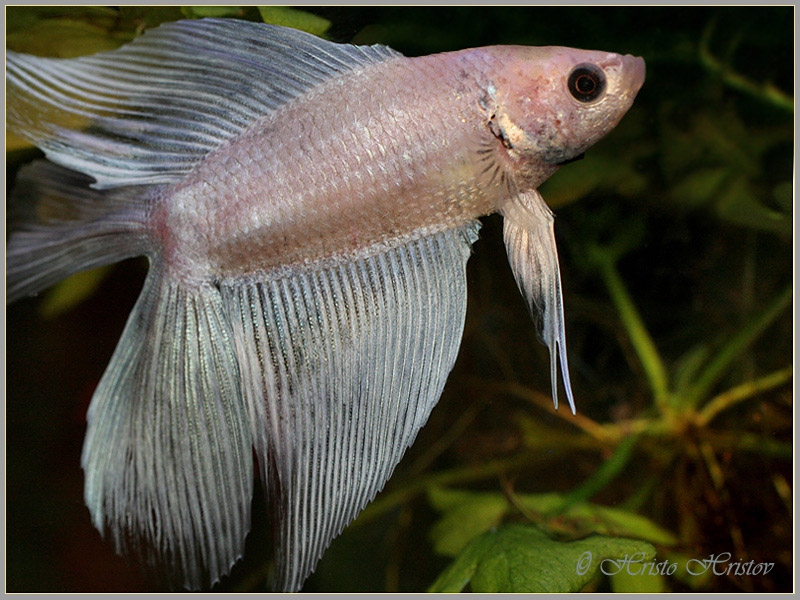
left=220, top=223, right=480, bottom=591
left=81, top=265, right=253, bottom=589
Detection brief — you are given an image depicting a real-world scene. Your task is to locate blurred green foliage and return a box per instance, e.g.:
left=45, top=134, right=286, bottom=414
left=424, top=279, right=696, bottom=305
left=426, top=485, right=677, bottom=554
left=429, top=524, right=657, bottom=593
left=6, top=5, right=793, bottom=594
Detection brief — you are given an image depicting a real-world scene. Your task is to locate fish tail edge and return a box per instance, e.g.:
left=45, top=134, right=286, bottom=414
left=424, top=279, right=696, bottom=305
left=6, top=160, right=154, bottom=303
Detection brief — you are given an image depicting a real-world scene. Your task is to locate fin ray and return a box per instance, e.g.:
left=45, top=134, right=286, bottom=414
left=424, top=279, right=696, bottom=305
left=502, top=191, right=576, bottom=414
left=6, top=160, right=150, bottom=302
left=81, top=266, right=253, bottom=589
left=7, top=19, right=400, bottom=189
left=220, top=224, right=480, bottom=591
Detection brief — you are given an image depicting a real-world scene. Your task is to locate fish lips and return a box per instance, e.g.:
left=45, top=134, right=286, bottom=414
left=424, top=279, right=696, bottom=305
left=554, top=152, right=585, bottom=166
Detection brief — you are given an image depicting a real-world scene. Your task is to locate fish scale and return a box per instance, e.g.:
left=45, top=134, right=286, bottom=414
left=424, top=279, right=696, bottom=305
left=178, top=57, right=491, bottom=281
left=6, top=18, right=644, bottom=591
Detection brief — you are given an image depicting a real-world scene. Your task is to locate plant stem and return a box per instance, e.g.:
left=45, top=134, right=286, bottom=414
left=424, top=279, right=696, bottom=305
left=696, top=365, right=793, bottom=426
left=699, top=20, right=794, bottom=113
left=352, top=451, right=538, bottom=527
left=501, top=380, right=619, bottom=442
left=685, top=285, right=792, bottom=409
left=703, top=430, right=792, bottom=459
left=473, top=378, right=659, bottom=444
left=558, top=432, right=642, bottom=510
left=590, top=245, right=671, bottom=409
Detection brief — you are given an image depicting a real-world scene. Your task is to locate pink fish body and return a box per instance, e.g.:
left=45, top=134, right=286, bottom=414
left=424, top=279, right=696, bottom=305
left=162, top=44, right=643, bottom=280
left=6, top=19, right=644, bottom=591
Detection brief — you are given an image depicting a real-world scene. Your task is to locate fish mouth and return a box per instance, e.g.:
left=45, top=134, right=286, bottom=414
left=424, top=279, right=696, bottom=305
left=624, top=55, right=646, bottom=92
left=595, top=53, right=646, bottom=95
left=554, top=152, right=585, bottom=166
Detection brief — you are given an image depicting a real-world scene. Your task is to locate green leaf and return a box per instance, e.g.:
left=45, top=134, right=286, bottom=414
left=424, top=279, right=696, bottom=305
left=429, top=524, right=657, bottom=593
left=610, top=567, right=668, bottom=592
left=516, top=493, right=678, bottom=547
left=257, top=6, right=331, bottom=36
left=669, top=167, right=731, bottom=209
left=5, top=6, right=187, bottom=58
left=427, top=486, right=508, bottom=556
left=5, top=6, right=119, bottom=35
left=116, top=6, right=186, bottom=30
left=573, top=503, right=679, bottom=547
left=427, top=486, right=678, bottom=559
left=39, top=266, right=113, bottom=319
left=181, top=6, right=247, bottom=19
left=663, top=551, right=714, bottom=590
left=6, top=131, right=34, bottom=152
left=5, top=17, right=130, bottom=57
left=715, top=175, right=791, bottom=236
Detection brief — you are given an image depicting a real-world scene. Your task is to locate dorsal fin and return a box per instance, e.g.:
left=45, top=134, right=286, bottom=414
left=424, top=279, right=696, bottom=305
left=6, top=18, right=401, bottom=189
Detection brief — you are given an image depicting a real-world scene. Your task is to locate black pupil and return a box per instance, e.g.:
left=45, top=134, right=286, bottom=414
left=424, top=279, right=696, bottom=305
left=568, top=65, right=605, bottom=102
left=577, top=75, right=595, bottom=93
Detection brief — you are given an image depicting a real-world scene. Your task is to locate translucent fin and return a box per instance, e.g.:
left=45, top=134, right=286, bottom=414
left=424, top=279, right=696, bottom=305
left=6, top=159, right=151, bottom=302
left=81, top=265, right=253, bottom=589
left=501, top=191, right=576, bottom=414
left=219, top=223, right=481, bottom=591
left=6, top=19, right=400, bottom=189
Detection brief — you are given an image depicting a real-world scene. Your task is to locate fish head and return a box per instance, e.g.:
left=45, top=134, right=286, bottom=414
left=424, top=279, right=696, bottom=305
left=484, top=45, right=645, bottom=183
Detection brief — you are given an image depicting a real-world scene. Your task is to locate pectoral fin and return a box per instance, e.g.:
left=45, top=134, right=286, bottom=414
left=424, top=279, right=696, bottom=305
left=502, top=191, right=576, bottom=414
left=219, top=223, right=480, bottom=591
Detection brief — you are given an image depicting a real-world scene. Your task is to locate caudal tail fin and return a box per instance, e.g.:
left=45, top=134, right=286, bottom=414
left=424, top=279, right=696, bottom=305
left=6, top=159, right=255, bottom=589
left=6, top=159, right=152, bottom=303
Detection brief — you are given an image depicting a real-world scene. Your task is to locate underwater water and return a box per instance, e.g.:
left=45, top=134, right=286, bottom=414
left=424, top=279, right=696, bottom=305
left=5, top=6, right=793, bottom=593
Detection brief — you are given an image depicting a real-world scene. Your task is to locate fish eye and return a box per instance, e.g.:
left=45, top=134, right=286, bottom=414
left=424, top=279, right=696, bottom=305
left=568, top=64, right=605, bottom=102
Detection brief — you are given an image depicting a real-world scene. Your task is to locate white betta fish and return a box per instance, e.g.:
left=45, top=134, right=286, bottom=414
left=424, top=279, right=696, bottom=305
left=6, top=18, right=645, bottom=591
